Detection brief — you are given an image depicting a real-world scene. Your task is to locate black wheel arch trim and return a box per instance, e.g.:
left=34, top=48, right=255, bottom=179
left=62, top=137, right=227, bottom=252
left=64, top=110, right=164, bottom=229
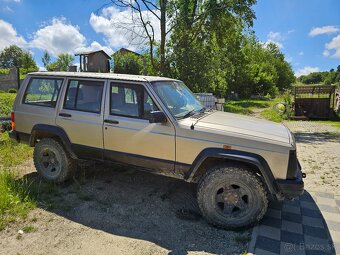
left=185, top=148, right=280, bottom=196
left=30, top=124, right=78, bottom=159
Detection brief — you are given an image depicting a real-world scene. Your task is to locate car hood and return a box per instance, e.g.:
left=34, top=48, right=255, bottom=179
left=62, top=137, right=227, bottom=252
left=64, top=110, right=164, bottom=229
left=194, top=111, right=291, bottom=144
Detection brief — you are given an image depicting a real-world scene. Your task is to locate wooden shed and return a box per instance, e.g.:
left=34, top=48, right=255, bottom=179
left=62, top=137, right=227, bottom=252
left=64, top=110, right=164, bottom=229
left=293, top=85, right=336, bottom=119
left=76, top=50, right=111, bottom=73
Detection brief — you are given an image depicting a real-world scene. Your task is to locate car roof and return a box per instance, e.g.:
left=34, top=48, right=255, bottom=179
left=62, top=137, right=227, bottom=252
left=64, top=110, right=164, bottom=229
left=28, top=72, right=179, bottom=83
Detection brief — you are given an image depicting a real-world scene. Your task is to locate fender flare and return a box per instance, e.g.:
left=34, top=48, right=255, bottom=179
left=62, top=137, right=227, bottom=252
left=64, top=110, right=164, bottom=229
left=185, top=148, right=279, bottom=195
left=30, top=124, right=78, bottom=159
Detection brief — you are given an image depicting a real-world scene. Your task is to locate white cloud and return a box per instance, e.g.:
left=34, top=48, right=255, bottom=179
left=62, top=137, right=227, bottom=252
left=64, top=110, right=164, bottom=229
left=30, top=17, right=87, bottom=56
left=0, top=19, right=27, bottom=50
left=266, top=31, right=284, bottom=48
left=298, top=51, right=304, bottom=56
left=75, top=41, right=114, bottom=56
left=295, top=66, right=320, bottom=77
left=325, top=34, right=340, bottom=58
left=309, top=26, right=340, bottom=37
left=90, top=6, right=161, bottom=51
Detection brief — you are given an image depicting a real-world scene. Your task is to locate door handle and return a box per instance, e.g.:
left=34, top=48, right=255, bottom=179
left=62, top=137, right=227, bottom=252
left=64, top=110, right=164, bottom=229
left=104, top=119, right=119, bottom=124
left=59, top=113, right=72, bottom=117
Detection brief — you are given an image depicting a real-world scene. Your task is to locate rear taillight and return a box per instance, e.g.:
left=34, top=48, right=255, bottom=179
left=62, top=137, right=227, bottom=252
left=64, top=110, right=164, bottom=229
left=11, top=112, right=15, bottom=131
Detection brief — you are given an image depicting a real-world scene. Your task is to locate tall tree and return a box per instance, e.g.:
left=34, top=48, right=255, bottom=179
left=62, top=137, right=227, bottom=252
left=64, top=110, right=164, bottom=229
left=42, top=50, right=51, bottom=68
left=105, top=0, right=256, bottom=75
left=0, top=45, right=24, bottom=68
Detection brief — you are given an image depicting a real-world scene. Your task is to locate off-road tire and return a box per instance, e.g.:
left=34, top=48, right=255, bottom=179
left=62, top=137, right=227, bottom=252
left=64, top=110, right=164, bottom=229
left=33, top=138, right=77, bottom=183
left=197, top=164, right=268, bottom=229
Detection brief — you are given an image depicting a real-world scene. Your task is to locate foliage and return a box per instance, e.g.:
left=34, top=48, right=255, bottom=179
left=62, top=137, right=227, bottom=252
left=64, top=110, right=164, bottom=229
left=42, top=50, right=51, bottom=68
left=168, top=5, right=295, bottom=98
left=7, top=88, right=17, bottom=93
left=298, top=65, right=340, bottom=85
left=0, top=92, right=16, bottom=117
left=47, top=53, right=74, bottom=71
left=0, top=45, right=38, bottom=74
left=113, top=52, right=144, bottom=75
left=0, top=69, right=10, bottom=75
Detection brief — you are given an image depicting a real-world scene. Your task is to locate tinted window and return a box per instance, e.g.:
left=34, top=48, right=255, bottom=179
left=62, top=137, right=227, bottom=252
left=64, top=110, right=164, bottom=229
left=23, top=78, right=63, bottom=107
left=64, top=80, right=104, bottom=113
left=110, top=83, right=158, bottom=119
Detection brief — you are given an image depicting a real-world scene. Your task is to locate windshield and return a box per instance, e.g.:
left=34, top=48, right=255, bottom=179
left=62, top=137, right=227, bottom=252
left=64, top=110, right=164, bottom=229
left=151, top=81, right=204, bottom=119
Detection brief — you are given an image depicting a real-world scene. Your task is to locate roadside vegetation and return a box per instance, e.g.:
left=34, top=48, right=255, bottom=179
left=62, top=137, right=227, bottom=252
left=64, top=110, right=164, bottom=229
left=0, top=92, right=36, bottom=230
left=0, top=92, right=16, bottom=117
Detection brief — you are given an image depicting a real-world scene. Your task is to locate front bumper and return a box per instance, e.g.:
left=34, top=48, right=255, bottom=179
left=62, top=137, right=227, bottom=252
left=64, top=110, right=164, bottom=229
left=277, top=161, right=305, bottom=199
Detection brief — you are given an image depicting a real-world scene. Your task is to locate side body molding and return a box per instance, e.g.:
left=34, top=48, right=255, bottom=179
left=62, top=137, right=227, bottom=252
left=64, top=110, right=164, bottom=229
left=185, top=148, right=279, bottom=195
left=30, top=124, right=78, bottom=159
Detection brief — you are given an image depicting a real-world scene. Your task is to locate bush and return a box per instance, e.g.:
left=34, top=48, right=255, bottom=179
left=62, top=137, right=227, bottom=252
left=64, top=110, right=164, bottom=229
left=0, top=93, right=16, bottom=117
left=0, top=90, right=5, bottom=93
left=8, top=88, right=17, bottom=93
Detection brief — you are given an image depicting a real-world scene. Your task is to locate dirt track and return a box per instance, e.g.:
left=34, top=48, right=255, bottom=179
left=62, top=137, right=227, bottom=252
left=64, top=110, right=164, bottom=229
left=0, top=163, right=249, bottom=255
left=1, top=121, right=339, bottom=255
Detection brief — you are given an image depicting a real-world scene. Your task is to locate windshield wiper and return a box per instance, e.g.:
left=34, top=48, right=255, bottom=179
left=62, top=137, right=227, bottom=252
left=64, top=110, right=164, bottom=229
left=177, top=109, right=196, bottom=119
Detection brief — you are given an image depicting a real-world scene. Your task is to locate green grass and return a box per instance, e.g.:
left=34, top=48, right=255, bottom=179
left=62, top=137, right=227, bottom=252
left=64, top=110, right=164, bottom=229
left=0, top=171, right=37, bottom=230
left=224, top=99, right=271, bottom=115
left=0, top=131, right=35, bottom=230
left=0, top=92, right=16, bottom=117
left=0, top=132, right=33, bottom=168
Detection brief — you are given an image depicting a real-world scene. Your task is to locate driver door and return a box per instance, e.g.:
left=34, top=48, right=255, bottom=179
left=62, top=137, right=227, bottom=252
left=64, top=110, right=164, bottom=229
left=103, top=81, right=176, bottom=172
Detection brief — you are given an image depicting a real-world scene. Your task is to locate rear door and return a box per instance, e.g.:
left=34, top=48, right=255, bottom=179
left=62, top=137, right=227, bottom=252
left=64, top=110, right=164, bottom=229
left=103, top=80, right=176, bottom=173
left=56, top=78, right=106, bottom=159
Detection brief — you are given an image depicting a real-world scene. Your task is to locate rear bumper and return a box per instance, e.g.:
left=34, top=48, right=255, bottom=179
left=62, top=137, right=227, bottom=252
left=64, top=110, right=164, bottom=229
left=277, top=161, right=305, bottom=199
left=9, top=130, right=30, bottom=145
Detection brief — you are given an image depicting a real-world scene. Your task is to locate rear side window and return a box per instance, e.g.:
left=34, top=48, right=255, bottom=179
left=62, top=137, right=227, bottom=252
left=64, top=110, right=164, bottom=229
left=64, top=80, right=104, bottom=113
left=23, top=78, right=63, bottom=107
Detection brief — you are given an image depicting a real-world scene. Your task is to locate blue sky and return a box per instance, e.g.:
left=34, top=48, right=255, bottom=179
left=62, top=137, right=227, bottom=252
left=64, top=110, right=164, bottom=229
left=0, top=0, right=339, bottom=76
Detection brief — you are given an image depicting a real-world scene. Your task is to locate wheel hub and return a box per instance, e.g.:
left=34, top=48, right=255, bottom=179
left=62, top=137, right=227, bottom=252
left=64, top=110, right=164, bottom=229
left=224, top=193, right=238, bottom=203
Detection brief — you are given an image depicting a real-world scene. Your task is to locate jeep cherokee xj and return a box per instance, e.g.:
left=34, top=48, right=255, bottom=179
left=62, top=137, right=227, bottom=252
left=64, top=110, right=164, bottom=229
left=9, top=72, right=305, bottom=229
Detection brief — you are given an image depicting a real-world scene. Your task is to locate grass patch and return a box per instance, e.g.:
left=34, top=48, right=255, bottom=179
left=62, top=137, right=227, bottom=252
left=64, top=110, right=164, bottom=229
left=224, top=99, right=271, bottom=115
left=260, top=108, right=283, bottom=122
left=0, top=92, right=16, bottom=117
left=0, top=171, right=37, bottom=230
left=0, top=132, right=33, bottom=168
left=22, top=225, right=38, bottom=233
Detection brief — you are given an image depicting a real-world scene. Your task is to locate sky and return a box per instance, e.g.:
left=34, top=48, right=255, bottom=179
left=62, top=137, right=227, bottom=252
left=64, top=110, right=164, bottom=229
left=0, top=0, right=339, bottom=76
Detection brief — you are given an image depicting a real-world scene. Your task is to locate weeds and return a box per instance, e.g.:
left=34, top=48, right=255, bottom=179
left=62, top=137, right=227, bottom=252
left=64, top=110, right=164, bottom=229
left=0, top=171, right=37, bottom=230
left=0, top=132, right=33, bottom=168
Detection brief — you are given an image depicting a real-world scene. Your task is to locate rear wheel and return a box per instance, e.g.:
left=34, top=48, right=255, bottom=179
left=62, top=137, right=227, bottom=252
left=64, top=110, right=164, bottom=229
left=197, top=164, right=268, bottom=229
left=33, top=138, right=77, bottom=182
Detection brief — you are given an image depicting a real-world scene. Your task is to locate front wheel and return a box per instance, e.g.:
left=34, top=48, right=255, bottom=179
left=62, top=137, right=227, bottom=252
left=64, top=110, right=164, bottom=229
left=197, top=164, right=268, bottom=229
left=33, top=138, right=77, bottom=183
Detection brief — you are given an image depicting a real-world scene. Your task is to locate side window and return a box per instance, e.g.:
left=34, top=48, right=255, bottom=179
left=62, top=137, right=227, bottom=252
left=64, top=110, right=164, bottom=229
left=110, top=84, right=141, bottom=117
left=23, top=78, right=63, bottom=107
left=64, top=80, right=104, bottom=113
left=110, top=83, right=159, bottom=119
left=143, top=91, right=159, bottom=119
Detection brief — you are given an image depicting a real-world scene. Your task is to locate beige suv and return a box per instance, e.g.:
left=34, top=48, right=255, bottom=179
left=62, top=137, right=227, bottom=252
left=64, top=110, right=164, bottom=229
left=10, top=72, right=305, bottom=229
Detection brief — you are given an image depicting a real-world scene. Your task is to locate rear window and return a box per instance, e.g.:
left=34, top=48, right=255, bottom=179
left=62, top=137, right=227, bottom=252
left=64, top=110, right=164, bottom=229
left=23, top=78, right=63, bottom=107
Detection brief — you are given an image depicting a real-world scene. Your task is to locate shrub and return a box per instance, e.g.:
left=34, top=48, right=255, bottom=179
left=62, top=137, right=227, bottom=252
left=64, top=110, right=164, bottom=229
left=8, top=88, right=17, bottom=93
left=0, top=90, right=5, bottom=93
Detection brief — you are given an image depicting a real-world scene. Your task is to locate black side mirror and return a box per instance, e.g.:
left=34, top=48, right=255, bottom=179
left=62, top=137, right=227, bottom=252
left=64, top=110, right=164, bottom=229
left=149, top=111, right=167, bottom=123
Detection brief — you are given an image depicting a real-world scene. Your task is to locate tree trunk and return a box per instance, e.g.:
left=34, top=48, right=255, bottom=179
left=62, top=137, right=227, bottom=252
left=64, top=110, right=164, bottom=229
left=160, top=0, right=167, bottom=75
